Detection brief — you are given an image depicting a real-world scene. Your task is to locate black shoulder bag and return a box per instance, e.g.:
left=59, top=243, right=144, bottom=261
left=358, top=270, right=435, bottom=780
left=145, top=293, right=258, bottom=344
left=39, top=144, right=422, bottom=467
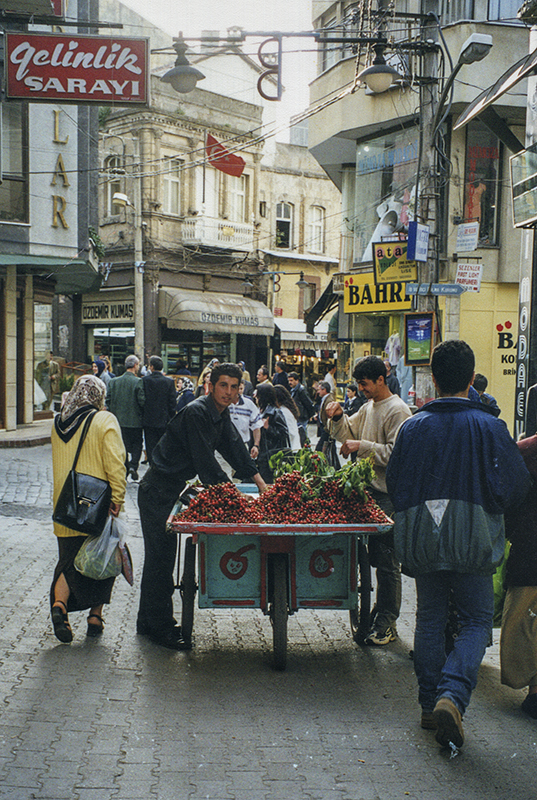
left=53, top=412, right=112, bottom=536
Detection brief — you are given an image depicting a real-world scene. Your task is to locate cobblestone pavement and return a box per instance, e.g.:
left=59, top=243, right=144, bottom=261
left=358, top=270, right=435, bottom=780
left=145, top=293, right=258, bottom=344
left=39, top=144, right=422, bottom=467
left=0, top=446, right=536, bottom=800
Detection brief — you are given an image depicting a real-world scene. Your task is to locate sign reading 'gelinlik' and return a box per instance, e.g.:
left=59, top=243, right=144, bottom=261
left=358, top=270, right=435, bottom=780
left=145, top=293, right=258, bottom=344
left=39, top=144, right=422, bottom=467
left=5, top=32, right=149, bottom=104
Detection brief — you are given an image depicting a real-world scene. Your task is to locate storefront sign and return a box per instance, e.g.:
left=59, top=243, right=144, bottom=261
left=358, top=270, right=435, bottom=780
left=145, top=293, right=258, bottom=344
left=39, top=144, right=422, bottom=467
left=456, top=221, right=479, bottom=252
left=373, top=242, right=417, bottom=284
left=200, top=312, right=260, bottom=327
left=82, top=301, right=134, bottom=323
left=5, top=32, right=149, bottom=104
left=455, top=262, right=483, bottom=292
left=343, top=273, right=411, bottom=314
left=407, top=221, right=429, bottom=262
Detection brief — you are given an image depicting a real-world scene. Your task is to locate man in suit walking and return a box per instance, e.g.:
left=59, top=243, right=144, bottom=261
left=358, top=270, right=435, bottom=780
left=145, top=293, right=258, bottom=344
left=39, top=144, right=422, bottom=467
left=106, top=354, right=145, bottom=480
left=142, top=356, right=177, bottom=466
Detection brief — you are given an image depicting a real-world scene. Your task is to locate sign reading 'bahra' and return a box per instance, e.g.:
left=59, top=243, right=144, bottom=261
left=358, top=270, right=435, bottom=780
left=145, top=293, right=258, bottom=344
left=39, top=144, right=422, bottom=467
left=5, top=32, right=149, bottom=104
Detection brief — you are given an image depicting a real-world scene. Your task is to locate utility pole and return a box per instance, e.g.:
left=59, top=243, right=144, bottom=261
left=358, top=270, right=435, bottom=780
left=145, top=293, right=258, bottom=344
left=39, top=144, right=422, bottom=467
left=415, top=0, right=439, bottom=405
left=132, top=136, right=145, bottom=364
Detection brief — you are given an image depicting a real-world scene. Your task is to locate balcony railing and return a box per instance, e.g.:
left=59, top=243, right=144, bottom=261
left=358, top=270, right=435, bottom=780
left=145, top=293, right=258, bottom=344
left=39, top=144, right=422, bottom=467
left=181, top=215, right=255, bottom=250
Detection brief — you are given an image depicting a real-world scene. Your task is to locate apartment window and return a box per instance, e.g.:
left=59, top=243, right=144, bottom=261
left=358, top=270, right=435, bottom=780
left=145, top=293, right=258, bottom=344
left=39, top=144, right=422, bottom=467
left=464, top=121, right=500, bottom=246
left=162, top=156, right=182, bottom=216
left=309, top=206, right=325, bottom=253
left=488, top=0, right=521, bottom=20
left=103, top=155, right=123, bottom=217
left=275, top=202, right=293, bottom=248
left=440, top=0, right=474, bottom=23
left=228, top=174, right=248, bottom=222
left=321, top=17, right=340, bottom=72
left=0, top=102, right=28, bottom=223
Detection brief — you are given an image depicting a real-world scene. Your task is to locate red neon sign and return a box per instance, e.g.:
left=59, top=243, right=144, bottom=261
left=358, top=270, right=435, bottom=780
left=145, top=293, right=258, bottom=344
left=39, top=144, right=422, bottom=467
left=5, top=32, right=149, bottom=105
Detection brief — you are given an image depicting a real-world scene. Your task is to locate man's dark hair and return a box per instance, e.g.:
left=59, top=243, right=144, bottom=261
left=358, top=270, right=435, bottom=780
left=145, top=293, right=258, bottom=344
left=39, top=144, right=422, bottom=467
left=288, top=371, right=300, bottom=381
left=276, top=360, right=287, bottom=370
left=255, top=382, right=277, bottom=411
left=149, top=355, right=163, bottom=371
left=473, top=373, right=488, bottom=393
left=431, top=340, right=475, bottom=395
left=353, top=356, right=386, bottom=383
left=210, top=362, right=243, bottom=385
left=257, top=365, right=269, bottom=378
left=318, top=381, right=332, bottom=393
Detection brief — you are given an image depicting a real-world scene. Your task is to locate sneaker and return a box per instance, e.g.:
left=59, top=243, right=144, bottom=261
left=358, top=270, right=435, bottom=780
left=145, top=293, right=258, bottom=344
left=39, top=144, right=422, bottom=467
left=521, top=693, right=537, bottom=719
left=364, top=626, right=397, bottom=646
left=433, top=697, right=464, bottom=748
left=129, top=468, right=139, bottom=481
left=421, top=711, right=437, bottom=730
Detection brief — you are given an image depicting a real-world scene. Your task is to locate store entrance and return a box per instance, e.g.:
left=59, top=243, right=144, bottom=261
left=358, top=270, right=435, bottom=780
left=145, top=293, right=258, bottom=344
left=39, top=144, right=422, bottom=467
left=91, top=327, right=135, bottom=375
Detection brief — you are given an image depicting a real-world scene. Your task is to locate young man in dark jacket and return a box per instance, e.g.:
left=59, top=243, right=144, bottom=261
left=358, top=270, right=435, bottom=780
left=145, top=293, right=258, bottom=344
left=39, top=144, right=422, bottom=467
left=288, top=372, right=315, bottom=433
left=387, top=340, right=530, bottom=749
left=142, top=356, right=177, bottom=465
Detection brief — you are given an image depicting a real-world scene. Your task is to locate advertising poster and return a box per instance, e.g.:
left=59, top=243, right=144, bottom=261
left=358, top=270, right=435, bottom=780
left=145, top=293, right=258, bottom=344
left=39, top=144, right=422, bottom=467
left=373, top=241, right=417, bottom=285
left=404, top=312, right=435, bottom=366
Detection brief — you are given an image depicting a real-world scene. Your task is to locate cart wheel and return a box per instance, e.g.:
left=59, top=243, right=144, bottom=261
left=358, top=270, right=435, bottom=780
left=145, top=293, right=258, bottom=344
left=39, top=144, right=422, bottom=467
left=349, top=538, right=372, bottom=644
left=180, top=536, right=197, bottom=643
left=270, top=554, right=288, bottom=671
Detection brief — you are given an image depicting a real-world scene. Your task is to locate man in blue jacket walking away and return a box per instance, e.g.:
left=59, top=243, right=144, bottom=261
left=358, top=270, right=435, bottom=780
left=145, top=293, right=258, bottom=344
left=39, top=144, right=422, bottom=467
left=387, top=340, right=530, bottom=749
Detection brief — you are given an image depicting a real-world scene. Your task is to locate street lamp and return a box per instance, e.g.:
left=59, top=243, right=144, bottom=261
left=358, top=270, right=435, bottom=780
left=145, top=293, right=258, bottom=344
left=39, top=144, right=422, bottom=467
left=161, top=34, right=206, bottom=94
left=431, top=33, right=493, bottom=139
left=356, top=41, right=401, bottom=94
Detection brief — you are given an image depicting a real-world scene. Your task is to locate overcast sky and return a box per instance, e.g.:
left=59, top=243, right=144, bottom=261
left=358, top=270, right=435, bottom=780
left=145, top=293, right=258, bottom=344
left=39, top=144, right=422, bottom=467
left=120, top=0, right=318, bottom=134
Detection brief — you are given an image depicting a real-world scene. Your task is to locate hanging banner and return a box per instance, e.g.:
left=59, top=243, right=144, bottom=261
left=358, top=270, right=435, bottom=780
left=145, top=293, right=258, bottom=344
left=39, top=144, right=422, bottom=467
left=372, top=241, right=417, bottom=284
left=5, top=32, right=149, bottom=105
left=343, top=273, right=411, bottom=314
left=206, top=134, right=245, bottom=177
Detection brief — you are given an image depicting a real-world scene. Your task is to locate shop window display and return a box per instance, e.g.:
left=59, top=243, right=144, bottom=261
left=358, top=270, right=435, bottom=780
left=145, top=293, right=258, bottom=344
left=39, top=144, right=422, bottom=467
left=463, top=121, right=500, bottom=246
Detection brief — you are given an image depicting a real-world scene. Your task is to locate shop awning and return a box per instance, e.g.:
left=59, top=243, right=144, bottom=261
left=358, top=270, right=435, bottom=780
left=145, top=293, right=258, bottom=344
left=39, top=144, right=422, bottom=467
left=304, top=279, right=339, bottom=335
left=159, top=288, right=274, bottom=336
left=275, top=317, right=330, bottom=347
left=0, top=253, right=101, bottom=294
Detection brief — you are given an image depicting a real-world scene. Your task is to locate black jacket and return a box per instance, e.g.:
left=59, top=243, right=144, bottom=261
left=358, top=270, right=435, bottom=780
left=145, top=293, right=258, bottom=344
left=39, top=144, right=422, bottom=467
left=290, top=384, right=315, bottom=422
left=142, top=371, right=177, bottom=429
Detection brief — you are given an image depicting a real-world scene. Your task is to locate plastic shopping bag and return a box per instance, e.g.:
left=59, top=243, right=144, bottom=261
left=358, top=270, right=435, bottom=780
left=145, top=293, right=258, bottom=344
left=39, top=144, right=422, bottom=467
left=74, top=515, right=122, bottom=580
left=492, top=540, right=510, bottom=627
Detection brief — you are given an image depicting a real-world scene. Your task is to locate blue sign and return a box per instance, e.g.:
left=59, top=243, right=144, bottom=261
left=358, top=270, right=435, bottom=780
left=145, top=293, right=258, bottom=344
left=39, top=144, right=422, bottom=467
left=430, top=283, right=466, bottom=296
left=406, top=283, right=431, bottom=295
left=407, top=221, right=430, bottom=262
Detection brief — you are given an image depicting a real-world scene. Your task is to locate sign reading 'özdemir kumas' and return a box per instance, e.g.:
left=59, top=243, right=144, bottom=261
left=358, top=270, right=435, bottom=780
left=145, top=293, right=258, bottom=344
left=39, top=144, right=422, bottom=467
left=5, top=32, right=149, bottom=104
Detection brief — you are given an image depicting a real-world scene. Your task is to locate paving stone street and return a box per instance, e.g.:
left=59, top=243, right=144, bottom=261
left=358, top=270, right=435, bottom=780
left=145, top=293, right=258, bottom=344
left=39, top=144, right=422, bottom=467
left=0, top=443, right=536, bottom=800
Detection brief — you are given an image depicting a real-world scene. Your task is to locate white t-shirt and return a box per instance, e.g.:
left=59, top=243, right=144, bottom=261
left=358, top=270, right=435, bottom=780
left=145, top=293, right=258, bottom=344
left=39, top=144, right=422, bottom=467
left=229, top=395, right=264, bottom=444
left=324, top=372, right=336, bottom=393
left=279, top=406, right=301, bottom=451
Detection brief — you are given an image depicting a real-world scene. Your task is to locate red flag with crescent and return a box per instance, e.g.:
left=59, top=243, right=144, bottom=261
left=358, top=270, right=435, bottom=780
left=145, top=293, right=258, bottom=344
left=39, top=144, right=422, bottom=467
left=206, top=133, right=245, bottom=178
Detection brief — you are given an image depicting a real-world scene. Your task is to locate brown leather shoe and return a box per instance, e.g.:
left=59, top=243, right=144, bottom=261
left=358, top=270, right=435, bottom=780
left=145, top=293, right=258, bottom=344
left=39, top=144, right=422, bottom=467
left=433, top=697, right=464, bottom=748
left=421, top=711, right=437, bottom=730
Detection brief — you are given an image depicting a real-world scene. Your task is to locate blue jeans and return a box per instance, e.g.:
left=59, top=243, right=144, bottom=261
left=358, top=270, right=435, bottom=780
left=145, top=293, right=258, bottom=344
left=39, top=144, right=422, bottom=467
left=414, top=571, right=493, bottom=715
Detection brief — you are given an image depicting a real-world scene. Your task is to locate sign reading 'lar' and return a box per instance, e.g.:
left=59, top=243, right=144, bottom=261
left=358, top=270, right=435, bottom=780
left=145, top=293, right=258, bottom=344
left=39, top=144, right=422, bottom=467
left=343, top=274, right=412, bottom=314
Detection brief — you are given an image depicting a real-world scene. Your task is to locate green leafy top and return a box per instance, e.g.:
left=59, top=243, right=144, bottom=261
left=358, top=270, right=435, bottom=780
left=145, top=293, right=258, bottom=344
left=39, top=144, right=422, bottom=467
left=270, top=445, right=376, bottom=501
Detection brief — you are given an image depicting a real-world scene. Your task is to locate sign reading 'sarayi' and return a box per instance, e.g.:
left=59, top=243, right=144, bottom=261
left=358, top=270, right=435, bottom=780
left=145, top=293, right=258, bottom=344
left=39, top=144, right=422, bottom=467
left=5, top=32, right=149, bottom=104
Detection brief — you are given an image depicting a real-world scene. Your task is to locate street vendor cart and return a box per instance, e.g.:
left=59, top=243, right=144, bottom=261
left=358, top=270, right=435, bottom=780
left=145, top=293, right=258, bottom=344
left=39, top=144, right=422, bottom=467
left=167, top=498, right=392, bottom=670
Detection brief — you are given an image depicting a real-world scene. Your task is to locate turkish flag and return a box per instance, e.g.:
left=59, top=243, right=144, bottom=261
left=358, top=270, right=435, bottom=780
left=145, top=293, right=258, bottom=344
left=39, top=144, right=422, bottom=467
left=206, top=133, right=245, bottom=178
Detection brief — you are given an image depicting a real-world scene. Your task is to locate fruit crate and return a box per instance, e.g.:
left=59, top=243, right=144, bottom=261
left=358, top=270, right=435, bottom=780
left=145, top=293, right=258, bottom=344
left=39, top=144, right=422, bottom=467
left=167, top=504, right=393, bottom=670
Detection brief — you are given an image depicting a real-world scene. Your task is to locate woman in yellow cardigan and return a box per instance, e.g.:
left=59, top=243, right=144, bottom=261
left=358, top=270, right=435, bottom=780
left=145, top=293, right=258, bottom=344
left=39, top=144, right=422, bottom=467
left=51, top=375, right=126, bottom=642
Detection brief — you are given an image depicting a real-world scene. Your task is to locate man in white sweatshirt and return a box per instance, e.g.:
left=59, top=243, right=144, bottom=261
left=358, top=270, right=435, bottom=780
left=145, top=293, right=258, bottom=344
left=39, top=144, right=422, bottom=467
left=325, top=355, right=411, bottom=645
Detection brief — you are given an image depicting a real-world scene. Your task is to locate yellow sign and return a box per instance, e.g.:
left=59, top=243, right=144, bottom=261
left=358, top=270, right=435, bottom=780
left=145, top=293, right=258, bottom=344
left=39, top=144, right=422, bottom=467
left=373, top=241, right=418, bottom=284
left=343, top=273, right=412, bottom=314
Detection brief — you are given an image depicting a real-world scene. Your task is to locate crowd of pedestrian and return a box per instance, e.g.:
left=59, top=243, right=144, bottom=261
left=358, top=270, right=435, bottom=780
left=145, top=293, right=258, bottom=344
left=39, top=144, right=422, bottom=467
left=48, top=344, right=537, bottom=753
